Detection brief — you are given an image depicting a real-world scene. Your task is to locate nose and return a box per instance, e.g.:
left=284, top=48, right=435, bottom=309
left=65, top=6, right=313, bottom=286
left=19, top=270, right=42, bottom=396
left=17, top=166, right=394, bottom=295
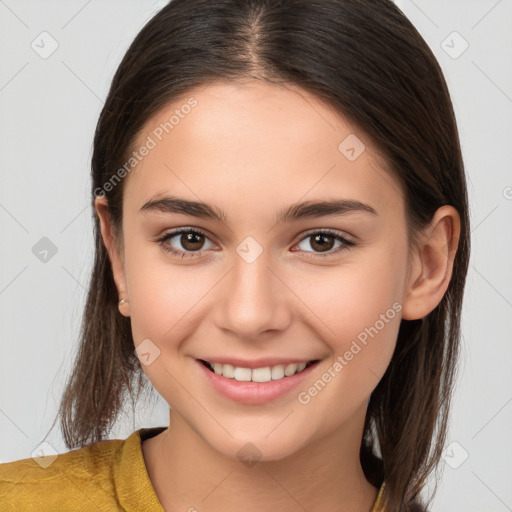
left=213, top=247, right=292, bottom=339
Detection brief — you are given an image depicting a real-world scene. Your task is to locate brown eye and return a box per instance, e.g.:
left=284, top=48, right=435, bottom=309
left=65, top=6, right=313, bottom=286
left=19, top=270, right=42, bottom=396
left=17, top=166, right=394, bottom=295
left=179, top=232, right=205, bottom=251
left=309, top=233, right=336, bottom=252
left=294, top=229, right=354, bottom=258
left=157, top=228, right=215, bottom=258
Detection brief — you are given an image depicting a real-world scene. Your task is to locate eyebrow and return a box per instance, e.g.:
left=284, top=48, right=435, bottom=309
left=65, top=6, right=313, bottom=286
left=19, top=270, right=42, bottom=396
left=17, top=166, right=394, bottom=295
left=139, top=194, right=378, bottom=225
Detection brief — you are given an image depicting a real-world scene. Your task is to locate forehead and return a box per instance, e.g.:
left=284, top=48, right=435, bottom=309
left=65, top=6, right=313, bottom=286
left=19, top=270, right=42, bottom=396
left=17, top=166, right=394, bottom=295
left=124, top=80, right=403, bottom=217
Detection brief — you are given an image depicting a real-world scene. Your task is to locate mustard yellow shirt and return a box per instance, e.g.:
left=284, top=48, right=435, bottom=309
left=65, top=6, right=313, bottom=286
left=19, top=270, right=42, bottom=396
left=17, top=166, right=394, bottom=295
left=0, top=426, right=385, bottom=511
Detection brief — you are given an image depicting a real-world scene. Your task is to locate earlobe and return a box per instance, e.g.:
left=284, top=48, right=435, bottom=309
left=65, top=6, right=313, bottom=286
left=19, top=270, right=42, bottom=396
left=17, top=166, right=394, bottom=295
left=94, top=197, right=131, bottom=317
left=402, top=205, right=460, bottom=320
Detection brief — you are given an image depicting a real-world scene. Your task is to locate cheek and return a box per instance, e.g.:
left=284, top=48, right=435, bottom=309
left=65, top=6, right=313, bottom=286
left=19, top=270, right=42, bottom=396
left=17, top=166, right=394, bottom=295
left=121, top=246, right=209, bottom=408
left=291, top=248, right=406, bottom=382
left=122, top=242, right=214, bottom=343
left=297, top=251, right=404, bottom=331
left=292, top=280, right=402, bottom=415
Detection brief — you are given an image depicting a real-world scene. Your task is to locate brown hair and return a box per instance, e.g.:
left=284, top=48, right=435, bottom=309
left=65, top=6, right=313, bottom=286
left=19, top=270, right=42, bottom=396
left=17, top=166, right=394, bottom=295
left=44, top=1, right=470, bottom=510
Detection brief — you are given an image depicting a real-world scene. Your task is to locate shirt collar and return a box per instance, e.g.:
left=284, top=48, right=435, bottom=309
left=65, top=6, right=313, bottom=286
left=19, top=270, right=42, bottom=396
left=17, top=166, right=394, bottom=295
left=115, top=426, right=168, bottom=511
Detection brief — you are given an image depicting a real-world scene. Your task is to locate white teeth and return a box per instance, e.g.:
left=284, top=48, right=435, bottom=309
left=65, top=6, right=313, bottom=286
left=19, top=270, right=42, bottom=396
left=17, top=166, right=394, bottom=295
left=252, top=366, right=272, bottom=382
left=271, top=365, right=285, bottom=380
left=234, top=367, right=252, bottom=381
left=205, top=360, right=311, bottom=382
left=284, top=363, right=298, bottom=376
left=222, top=364, right=235, bottom=379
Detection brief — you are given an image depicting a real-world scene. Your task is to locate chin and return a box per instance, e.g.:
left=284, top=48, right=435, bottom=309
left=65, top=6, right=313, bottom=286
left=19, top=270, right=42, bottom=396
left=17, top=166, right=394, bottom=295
left=205, top=430, right=308, bottom=465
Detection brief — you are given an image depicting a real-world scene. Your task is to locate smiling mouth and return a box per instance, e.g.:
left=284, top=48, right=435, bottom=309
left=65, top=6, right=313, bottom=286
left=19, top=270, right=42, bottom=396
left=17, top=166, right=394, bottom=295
left=198, top=359, right=320, bottom=383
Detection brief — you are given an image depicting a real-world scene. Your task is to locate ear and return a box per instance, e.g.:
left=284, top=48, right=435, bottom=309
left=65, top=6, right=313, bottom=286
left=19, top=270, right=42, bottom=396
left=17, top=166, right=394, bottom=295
left=94, top=196, right=131, bottom=318
left=402, top=205, right=461, bottom=320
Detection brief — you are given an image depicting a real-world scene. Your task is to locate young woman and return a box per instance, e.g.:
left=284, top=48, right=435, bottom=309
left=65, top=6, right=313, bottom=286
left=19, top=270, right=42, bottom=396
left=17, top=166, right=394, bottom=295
left=0, top=1, right=470, bottom=510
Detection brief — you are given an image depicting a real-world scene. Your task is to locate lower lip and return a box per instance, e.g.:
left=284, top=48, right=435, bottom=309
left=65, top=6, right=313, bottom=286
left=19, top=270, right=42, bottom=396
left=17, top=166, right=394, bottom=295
left=195, top=359, right=321, bottom=405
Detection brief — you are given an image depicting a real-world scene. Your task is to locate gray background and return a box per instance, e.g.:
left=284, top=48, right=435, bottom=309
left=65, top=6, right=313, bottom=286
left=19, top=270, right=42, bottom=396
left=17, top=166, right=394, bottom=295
left=1, top=1, right=511, bottom=510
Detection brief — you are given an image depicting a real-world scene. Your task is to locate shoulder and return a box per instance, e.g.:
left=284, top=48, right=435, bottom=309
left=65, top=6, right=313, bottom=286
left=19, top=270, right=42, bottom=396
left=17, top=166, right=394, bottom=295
left=0, top=436, right=126, bottom=511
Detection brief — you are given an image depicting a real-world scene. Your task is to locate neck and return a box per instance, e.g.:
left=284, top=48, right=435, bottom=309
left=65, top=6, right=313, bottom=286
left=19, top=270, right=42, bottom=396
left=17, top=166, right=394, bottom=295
left=142, top=406, right=378, bottom=512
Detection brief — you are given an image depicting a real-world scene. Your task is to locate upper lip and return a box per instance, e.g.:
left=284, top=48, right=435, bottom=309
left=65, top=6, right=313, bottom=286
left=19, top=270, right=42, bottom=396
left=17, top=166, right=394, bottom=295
left=198, top=357, right=320, bottom=369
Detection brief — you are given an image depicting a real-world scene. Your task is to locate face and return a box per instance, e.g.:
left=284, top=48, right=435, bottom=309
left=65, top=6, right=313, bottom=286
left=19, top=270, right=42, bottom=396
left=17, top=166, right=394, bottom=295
left=97, top=79, right=413, bottom=461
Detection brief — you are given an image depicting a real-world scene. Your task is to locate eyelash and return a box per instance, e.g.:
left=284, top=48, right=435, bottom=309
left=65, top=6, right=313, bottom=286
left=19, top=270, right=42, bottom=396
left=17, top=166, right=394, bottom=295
left=156, top=227, right=355, bottom=260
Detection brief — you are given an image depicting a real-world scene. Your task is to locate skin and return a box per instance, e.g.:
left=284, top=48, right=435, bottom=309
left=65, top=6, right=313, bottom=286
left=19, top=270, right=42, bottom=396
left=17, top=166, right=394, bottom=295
left=95, top=79, right=460, bottom=512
